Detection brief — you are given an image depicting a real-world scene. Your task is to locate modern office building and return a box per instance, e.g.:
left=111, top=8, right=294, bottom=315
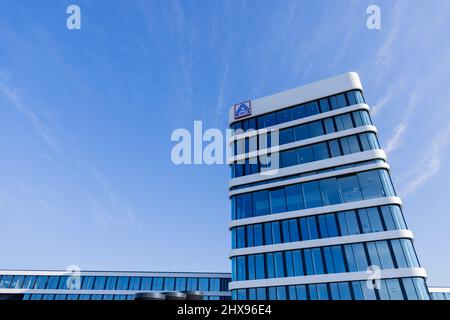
left=1, top=72, right=447, bottom=302
left=228, top=72, right=430, bottom=300
left=0, top=270, right=231, bottom=300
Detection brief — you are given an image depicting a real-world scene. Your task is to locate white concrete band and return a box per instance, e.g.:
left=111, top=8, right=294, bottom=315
left=229, top=72, right=363, bottom=125
left=229, top=230, right=414, bottom=257
left=228, top=267, right=427, bottom=290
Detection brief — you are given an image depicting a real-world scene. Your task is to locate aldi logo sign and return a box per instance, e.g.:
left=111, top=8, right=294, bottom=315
left=234, top=101, right=251, bottom=119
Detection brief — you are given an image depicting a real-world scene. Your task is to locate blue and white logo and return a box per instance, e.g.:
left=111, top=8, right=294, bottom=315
left=234, top=101, right=251, bottom=119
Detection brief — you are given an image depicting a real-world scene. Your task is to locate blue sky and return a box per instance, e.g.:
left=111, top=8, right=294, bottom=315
left=0, top=0, right=449, bottom=285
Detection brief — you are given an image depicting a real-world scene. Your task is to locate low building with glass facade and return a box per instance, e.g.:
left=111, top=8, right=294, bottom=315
left=429, top=287, right=450, bottom=300
left=0, top=270, right=231, bottom=300
left=228, top=72, right=430, bottom=300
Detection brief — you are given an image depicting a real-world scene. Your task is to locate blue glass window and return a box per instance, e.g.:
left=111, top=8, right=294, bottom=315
left=312, top=142, right=329, bottom=161
left=358, top=170, right=385, bottom=199
left=307, top=217, right=319, bottom=239
left=367, top=207, right=384, bottom=232
left=337, top=113, right=354, bottom=131
left=264, top=113, right=277, bottom=127
left=386, top=279, right=403, bottom=300
left=117, top=277, right=129, bottom=290
left=319, top=98, right=330, bottom=112
left=303, top=181, right=322, bottom=208
left=105, top=277, right=117, bottom=290
left=297, top=146, right=314, bottom=164
left=338, top=282, right=352, bottom=300
left=291, top=105, right=306, bottom=120
left=400, top=239, right=420, bottom=267
left=281, top=220, right=290, bottom=242
left=173, top=277, right=185, bottom=291
left=285, top=251, right=294, bottom=277
left=236, top=227, right=245, bottom=248
left=338, top=175, right=363, bottom=202
left=237, top=193, right=253, bottom=219
left=252, top=190, right=269, bottom=217
left=269, top=188, right=287, bottom=213
left=254, top=224, right=263, bottom=246
left=294, top=124, right=309, bottom=140
left=329, top=139, right=342, bottom=157
left=308, top=121, right=324, bottom=137
left=140, top=277, right=152, bottom=290
left=285, top=184, right=304, bottom=211
left=237, top=257, right=246, bottom=281
left=281, top=149, right=298, bottom=168
left=186, top=278, right=197, bottom=291
left=332, top=246, right=346, bottom=273
left=353, top=243, right=369, bottom=271
left=317, top=284, right=329, bottom=300
left=345, top=210, right=361, bottom=235
left=326, top=214, right=339, bottom=237
left=280, top=127, right=295, bottom=144
left=274, top=252, right=285, bottom=278
left=292, top=250, right=304, bottom=276
left=247, top=225, right=254, bottom=247
left=264, top=223, right=273, bottom=245
left=289, top=219, right=300, bottom=242
left=277, top=109, right=292, bottom=124
left=266, top=253, right=275, bottom=278
left=152, top=277, right=163, bottom=290
left=352, top=282, right=364, bottom=300
left=319, top=178, right=341, bottom=205
left=272, top=222, right=282, bottom=244
left=255, top=254, right=265, bottom=279
left=257, top=288, right=266, bottom=300
left=324, top=118, right=335, bottom=134
left=81, top=276, right=94, bottom=290
left=248, top=255, right=255, bottom=280
left=296, top=285, right=307, bottom=300
left=305, top=102, right=319, bottom=116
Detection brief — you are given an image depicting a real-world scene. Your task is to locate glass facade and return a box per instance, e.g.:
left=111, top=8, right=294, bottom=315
left=232, top=277, right=429, bottom=300
left=232, top=109, right=372, bottom=156
left=232, top=205, right=407, bottom=249
left=430, top=289, right=450, bottom=300
left=231, top=239, right=420, bottom=281
left=230, top=89, right=365, bottom=132
left=229, top=77, right=430, bottom=300
left=231, top=169, right=395, bottom=220
left=231, top=132, right=380, bottom=178
left=0, top=273, right=231, bottom=301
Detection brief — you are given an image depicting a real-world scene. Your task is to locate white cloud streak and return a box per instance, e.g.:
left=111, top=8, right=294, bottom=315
left=0, top=71, right=62, bottom=159
left=400, top=125, right=450, bottom=197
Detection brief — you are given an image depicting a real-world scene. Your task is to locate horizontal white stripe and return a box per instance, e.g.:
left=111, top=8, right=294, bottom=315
left=231, top=125, right=377, bottom=162
left=229, top=162, right=390, bottom=197
left=229, top=72, right=363, bottom=125
left=229, top=196, right=402, bottom=228
left=229, top=149, right=387, bottom=189
left=229, top=230, right=413, bottom=257
left=0, top=289, right=231, bottom=297
left=228, top=267, right=427, bottom=290
left=428, top=287, right=450, bottom=293
left=230, top=104, right=370, bottom=143
left=0, top=270, right=230, bottom=278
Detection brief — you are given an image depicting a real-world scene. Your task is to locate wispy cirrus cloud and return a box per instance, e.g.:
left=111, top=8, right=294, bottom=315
left=399, top=124, right=450, bottom=197
left=384, top=93, right=419, bottom=155
left=0, top=71, right=63, bottom=159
